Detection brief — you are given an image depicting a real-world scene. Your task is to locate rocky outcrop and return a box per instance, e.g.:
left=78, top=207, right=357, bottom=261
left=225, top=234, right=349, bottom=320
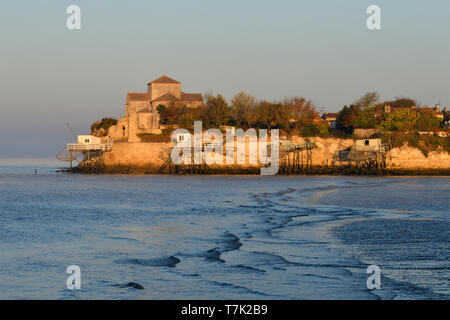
left=387, top=146, right=450, bottom=169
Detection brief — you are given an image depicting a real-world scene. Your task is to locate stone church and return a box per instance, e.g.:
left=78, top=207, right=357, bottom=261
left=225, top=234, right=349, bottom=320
left=109, top=75, right=203, bottom=142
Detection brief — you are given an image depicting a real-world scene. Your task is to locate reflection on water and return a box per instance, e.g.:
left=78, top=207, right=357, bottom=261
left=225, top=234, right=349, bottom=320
left=0, top=166, right=448, bottom=299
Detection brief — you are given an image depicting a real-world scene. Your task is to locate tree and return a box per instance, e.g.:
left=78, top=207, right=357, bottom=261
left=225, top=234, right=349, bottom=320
left=276, top=101, right=294, bottom=132
left=231, top=92, right=257, bottom=129
left=354, top=108, right=377, bottom=128
left=336, top=105, right=360, bottom=134
left=157, top=104, right=177, bottom=125
left=376, top=97, right=418, bottom=109
left=90, top=117, right=118, bottom=133
left=416, top=110, right=441, bottom=131
left=300, top=121, right=330, bottom=137
left=177, top=105, right=203, bottom=130
left=354, top=92, right=379, bottom=110
left=285, top=97, right=318, bottom=123
left=204, top=94, right=231, bottom=127
left=255, top=100, right=280, bottom=130
left=278, top=97, right=321, bottom=135
left=377, top=109, right=420, bottom=132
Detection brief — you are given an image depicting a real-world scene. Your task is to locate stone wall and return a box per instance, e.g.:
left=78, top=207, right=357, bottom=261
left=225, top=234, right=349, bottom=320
left=108, top=118, right=128, bottom=141
left=103, top=141, right=171, bottom=171
left=353, top=128, right=380, bottom=138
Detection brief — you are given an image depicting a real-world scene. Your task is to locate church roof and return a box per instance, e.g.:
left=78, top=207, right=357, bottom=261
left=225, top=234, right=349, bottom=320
left=147, top=75, right=181, bottom=85
left=181, top=92, right=203, bottom=102
left=151, top=93, right=180, bottom=103
left=127, top=92, right=150, bottom=102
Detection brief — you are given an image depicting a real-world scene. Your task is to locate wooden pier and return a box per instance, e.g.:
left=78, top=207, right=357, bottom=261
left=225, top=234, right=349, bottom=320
left=158, top=149, right=211, bottom=174
left=158, top=140, right=317, bottom=175
left=332, top=142, right=391, bottom=175
left=57, top=138, right=114, bottom=173
left=278, top=142, right=316, bottom=174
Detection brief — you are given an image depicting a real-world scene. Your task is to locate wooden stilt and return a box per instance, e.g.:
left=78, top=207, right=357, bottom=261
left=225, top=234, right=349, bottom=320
left=69, top=151, right=72, bottom=173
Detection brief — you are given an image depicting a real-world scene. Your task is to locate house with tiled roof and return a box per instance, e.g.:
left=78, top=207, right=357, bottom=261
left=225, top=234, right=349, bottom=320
left=321, top=112, right=339, bottom=128
left=109, top=75, right=203, bottom=142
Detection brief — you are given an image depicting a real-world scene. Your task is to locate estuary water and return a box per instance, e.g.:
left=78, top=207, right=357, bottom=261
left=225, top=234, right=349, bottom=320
left=0, top=165, right=448, bottom=299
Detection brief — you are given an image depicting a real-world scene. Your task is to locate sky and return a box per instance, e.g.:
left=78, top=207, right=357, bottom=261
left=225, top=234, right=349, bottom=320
left=0, top=0, right=449, bottom=160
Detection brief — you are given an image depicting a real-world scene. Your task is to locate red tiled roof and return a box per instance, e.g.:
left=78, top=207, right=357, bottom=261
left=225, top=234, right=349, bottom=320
left=389, top=107, right=442, bottom=115
left=127, top=92, right=150, bottom=102
left=322, top=112, right=339, bottom=119
left=151, top=93, right=179, bottom=103
left=181, top=92, right=203, bottom=102
left=147, top=75, right=181, bottom=85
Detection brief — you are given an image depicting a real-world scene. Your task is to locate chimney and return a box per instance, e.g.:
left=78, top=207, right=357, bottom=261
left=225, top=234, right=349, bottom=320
left=435, top=104, right=440, bottom=112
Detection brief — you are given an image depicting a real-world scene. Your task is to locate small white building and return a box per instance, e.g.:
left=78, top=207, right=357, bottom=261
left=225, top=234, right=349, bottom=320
left=353, top=138, right=382, bottom=152
left=66, top=135, right=113, bottom=152
left=77, top=135, right=102, bottom=145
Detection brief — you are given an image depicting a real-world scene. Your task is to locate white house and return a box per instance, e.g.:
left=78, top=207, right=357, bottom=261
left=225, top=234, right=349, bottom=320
left=77, top=135, right=102, bottom=145
left=353, top=138, right=382, bottom=152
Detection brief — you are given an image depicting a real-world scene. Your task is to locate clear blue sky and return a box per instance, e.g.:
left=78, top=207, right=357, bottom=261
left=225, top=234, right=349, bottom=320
left=0, top=0, right=449, bottom=160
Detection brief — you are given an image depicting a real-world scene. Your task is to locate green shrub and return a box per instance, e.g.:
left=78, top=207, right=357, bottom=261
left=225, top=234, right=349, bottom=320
left=385, top=132, right=450, bottom=157
left=91, top=117, right=118, bottom=132
left=377, top=109, right=441, bottom=132
left=137, top=128, right=172, bottom=143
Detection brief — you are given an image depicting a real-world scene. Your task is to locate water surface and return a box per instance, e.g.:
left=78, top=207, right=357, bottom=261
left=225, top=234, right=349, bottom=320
left=0, top=166, right=448, bottom=299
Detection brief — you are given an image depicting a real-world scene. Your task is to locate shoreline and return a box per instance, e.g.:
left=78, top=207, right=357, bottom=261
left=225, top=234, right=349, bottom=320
left=61, top=165, right=450, bottom=176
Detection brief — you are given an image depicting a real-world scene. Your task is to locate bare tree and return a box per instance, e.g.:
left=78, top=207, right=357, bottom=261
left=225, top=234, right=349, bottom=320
left=354, top=92, right=380, bottom=110
left=279, top=97, right=319, bottom=135
left=284, top=97, right=318, bottom=123
left=204, top=93, right=231, bottom=127
left=231, top=91, right=257, bottom=129
left=256, top=100, right=280, bottom=130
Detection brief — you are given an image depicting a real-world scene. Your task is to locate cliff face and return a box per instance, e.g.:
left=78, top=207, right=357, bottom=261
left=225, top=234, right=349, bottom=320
left=101, top=137, right=450, bottom=173
left=387, top=146, right=450, bottom=169
left=290, top=137, right=450, bottom=169
left=290, top=137, right=355, bottom=166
